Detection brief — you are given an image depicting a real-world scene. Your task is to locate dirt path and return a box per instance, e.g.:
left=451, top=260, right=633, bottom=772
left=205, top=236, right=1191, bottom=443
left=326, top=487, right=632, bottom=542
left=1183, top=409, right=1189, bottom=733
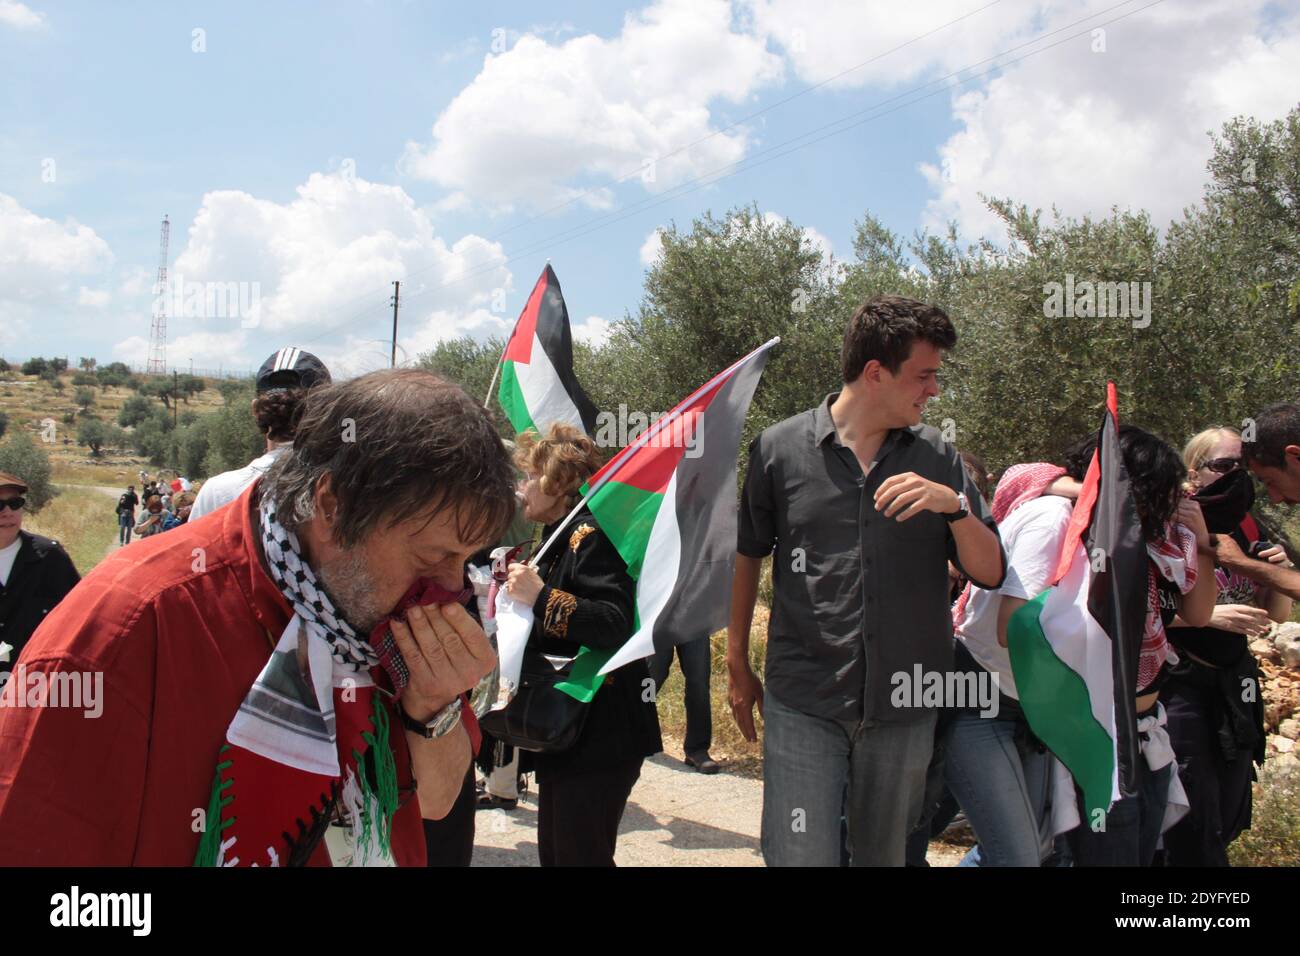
left=471, top=751, right=967, bottom=866
left=66, top=484, right=131, bottom=559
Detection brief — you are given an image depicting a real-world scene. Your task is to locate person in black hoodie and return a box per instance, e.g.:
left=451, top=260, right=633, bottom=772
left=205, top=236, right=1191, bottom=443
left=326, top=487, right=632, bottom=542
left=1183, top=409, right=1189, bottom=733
left=503, top=423, right=662, bottom=866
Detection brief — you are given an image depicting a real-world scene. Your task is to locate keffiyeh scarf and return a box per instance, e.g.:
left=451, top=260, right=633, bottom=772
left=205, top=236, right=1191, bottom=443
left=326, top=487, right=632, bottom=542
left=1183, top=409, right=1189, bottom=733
left=195, top=496, right=402, bottom=867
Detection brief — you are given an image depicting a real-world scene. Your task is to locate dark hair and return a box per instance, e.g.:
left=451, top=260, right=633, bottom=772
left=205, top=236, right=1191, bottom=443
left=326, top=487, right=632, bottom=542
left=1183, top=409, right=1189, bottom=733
left=841, top=294, right=957, bottom=381
left=253, top=387, right=309, bottom=443
left=958, top=449, right=991, bottom=503
left=261, top=369, right=517, bottom=550
left=1062, top=424, right=1183, bottom=542
left=1242, top=402, right=1300, bottom=468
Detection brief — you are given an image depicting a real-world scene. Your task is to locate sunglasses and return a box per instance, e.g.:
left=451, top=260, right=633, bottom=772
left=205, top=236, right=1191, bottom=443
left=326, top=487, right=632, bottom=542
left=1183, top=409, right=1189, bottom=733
left=1, top=497, right=26, bottom=511
left=1202, top=457, right=1243, bottom=474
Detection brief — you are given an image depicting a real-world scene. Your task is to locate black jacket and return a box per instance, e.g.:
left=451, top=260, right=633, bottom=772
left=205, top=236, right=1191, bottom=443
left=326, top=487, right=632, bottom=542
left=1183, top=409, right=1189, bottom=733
left=525, top=509, right=662, bottom=777
left=0, top=531, right=81, bottom=674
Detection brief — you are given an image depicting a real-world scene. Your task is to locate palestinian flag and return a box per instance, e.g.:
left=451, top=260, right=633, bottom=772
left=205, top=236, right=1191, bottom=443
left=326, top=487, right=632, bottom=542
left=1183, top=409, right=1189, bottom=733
left=497, top=265, right=599, bottom=437
left=534, top=338, right=778, bottom=697
left=1006, top=382, right=1147, bottom=827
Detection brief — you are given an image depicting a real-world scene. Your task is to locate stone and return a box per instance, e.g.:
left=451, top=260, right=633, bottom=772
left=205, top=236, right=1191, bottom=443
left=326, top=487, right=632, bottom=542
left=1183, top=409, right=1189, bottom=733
left=1280, top=719, right=1300, bottom=741
left=1271, top=735, right=1295, bottom=754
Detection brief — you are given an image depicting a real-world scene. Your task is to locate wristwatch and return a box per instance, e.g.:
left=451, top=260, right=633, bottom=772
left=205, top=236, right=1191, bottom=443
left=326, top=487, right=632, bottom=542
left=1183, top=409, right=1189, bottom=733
left=398, top=697, right=463, bottom=739
left=944, top=491, right=970, bottom=523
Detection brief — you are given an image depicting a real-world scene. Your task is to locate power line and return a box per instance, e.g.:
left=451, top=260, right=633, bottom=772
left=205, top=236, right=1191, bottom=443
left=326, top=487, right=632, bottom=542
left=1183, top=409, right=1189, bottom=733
left=305, top=0, right=1164, bottom=344
left=279, top=1, right=1014, bottom=333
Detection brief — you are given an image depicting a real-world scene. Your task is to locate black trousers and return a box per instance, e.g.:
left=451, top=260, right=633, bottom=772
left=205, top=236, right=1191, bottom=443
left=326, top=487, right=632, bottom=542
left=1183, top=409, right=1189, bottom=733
left=649, top=636, right=712, bottom=755
left=1160, top=671, right=1256, bottom=866
left=422, top=768, right=476, bottom=867
left=536, top=759, right=642, bottom=866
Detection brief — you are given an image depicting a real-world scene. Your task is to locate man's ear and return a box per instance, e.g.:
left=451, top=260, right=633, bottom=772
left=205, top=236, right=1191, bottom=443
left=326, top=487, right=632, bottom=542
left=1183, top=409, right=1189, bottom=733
left=313, top=473, right=338, bottom=532
left=1287, top=445, right=1300, bottom=470
left=858, top=358, right=884, bottom=387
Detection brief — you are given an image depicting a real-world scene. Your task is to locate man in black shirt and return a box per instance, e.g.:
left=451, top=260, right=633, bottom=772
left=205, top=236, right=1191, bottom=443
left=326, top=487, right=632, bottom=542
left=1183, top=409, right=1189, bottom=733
left=728, top=295, right=1004, bottom=867
left=116, top=485, right=139, bottom=545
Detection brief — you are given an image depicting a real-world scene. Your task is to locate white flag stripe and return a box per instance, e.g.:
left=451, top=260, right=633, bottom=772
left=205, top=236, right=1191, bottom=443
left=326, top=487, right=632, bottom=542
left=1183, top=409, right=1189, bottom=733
left=599, top=469, right=681, bottom=675
left=1039, top=542, right=1121, bottom=805
left=516, top=331, right=586, bottom=434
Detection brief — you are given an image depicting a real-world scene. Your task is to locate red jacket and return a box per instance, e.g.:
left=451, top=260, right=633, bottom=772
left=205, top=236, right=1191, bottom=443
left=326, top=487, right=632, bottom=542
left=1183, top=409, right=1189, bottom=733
left=0, top=484, right=426, bottom=866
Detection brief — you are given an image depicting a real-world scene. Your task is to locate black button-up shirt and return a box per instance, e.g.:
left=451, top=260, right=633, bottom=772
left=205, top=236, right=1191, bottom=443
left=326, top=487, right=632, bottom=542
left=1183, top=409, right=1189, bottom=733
left=738, top=393, right=1003, bottom=724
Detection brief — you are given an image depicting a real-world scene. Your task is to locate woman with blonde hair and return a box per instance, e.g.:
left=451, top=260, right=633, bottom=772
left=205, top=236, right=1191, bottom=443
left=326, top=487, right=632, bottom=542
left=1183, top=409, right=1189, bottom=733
left=501, top=422, right=662, bottom=866
left=1159, top=425, right=1292, bottom=865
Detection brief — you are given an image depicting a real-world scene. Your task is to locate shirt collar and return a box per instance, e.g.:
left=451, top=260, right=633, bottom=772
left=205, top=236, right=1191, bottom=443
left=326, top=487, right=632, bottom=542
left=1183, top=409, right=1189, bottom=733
left=814, top=392, right=918, bottom=452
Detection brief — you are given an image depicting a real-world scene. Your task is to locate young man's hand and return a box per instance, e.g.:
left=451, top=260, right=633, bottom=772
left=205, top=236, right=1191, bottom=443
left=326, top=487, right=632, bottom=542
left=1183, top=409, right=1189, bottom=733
left=874, top=472, right=960, bottom=521
left=727, top=660, right=765, bottom=742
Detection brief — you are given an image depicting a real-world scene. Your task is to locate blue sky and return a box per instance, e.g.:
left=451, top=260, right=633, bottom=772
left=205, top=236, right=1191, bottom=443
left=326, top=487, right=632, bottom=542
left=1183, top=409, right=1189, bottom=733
left=2, top=0, right=1296, bottom=376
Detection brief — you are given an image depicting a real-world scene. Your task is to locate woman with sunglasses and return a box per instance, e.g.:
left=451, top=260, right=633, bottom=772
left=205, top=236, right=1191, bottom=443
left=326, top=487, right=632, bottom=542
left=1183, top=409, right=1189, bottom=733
left=1159, top=427, right=1293, bottom=865
left=0, top=471, right=81, bottom=680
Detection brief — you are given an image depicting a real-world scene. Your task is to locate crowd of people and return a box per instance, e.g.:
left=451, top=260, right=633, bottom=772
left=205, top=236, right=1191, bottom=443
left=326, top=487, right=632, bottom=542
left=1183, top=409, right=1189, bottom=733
left=0, top=297, right=1298, bottom=868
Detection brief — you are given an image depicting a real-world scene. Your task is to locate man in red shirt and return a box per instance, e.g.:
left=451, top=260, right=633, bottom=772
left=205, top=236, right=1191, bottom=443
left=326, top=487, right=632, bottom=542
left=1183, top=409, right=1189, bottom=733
left=0, top=369, right=517, bottom=865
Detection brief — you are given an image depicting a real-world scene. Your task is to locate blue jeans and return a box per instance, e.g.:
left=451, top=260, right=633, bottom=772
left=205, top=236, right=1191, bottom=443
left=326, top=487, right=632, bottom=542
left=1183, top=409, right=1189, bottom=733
left=944, top=709, right=1051, bottom=867
left=118, top=512, right=133, bottom=544
left=649, top=635, right=712, bottom=756
left=762, top=690, right=936, bottom=866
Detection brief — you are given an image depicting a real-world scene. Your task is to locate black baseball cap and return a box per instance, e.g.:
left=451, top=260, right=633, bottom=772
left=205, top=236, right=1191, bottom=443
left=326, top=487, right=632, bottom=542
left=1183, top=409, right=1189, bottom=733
left=256, top=347, right=331, bottom=393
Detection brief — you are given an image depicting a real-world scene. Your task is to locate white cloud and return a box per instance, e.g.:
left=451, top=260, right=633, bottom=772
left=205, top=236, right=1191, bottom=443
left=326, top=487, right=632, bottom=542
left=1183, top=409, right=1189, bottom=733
left=78, top=286, right=110, bottom=307
left=0, top=192, right=113, bottom=351
left=573, top=315, right=614, bottom=348
left=123, top=171, right=514, bottom=370
left=0, top=1, right=44, bottom=30
left=401, top=0, right=783, bottom=208
left=919, top=0, right=1300, bottom=239
left=746, top=0, right=1037, bottom=89
left=639, top=229, right=664, bottom=266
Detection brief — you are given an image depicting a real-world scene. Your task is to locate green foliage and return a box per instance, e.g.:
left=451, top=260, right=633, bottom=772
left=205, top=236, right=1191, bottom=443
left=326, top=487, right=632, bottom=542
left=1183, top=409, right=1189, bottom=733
left=138, top=376, right=180, bottom=408
left=74, top=387, right=96, bottom=410
left=78, top=357, right=97, bottom=372
left=71, top=371, right=98, bottom=387
left=200, top=382, right=263, bottom=477
left=50, top=357, right=68, bottom=373
left=77, top=418, right=127, bottom=457
left=0, top=430, right=53, bottom=509
left=0, top=410, right=7, bottom=439
left=415, top=107, right=1300, bottom=489
left=118, top=394, right=156, bottom=428
left=22, top=357, right=49, bottom=376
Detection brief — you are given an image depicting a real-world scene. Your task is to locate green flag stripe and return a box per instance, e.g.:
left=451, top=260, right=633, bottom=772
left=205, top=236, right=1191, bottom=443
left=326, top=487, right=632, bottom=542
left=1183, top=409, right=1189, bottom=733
left=582, top=479, right=663, bottom=582
left=1007, top=590, right=1115, bottom=824
left=498, top=361, right=539, bottom=435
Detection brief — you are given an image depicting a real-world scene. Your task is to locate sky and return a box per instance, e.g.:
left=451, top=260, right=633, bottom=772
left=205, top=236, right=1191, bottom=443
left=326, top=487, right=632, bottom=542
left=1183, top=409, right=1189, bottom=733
left=1, top=0, right=1297, bottom=378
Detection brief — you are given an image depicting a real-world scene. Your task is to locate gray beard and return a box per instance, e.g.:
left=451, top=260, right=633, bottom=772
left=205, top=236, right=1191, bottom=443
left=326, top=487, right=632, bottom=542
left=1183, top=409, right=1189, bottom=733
left=316, top=548, right=385, bottom=636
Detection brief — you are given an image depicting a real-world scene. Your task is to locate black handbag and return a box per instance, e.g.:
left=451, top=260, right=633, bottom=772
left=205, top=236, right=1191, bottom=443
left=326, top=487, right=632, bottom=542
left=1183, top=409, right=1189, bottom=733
left=478, top=649, right=591, bottom=754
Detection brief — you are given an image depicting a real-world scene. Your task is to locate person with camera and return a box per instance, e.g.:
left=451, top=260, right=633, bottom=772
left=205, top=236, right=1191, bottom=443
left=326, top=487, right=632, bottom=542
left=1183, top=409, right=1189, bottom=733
left=1159, top=426, right=1293, bottom=865
left=501, top=423, right=662, bottom=866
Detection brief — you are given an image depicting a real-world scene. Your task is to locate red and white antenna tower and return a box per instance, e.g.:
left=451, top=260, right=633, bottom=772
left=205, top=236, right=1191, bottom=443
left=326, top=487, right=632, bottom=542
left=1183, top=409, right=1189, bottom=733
left=147, top=215, right=170, bottom=375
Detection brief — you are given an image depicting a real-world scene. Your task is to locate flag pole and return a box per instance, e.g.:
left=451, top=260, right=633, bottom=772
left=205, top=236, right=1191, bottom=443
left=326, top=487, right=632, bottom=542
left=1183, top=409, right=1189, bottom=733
left=484, top=357, right=503, bottom=410
left=528, top=336, right=780, bottom=568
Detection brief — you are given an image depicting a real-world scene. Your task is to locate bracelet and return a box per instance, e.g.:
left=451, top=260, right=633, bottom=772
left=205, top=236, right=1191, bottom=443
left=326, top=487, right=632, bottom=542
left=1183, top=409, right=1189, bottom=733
left=398, top=697, right=463, bottom=739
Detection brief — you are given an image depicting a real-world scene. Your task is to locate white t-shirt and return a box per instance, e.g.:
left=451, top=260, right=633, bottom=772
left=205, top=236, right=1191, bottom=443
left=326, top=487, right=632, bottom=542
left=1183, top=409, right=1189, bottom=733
left=188, top=444, right=289, bottom=521
left=0, top=536, right=21, bottom=587
left=954, top=495, right=1073, bottom=700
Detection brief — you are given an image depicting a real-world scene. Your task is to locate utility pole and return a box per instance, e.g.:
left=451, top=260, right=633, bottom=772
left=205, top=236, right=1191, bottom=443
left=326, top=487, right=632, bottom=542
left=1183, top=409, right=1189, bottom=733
left=172, top=370, right=178, bottom=429
left=390, top=280, right=400, bottom=368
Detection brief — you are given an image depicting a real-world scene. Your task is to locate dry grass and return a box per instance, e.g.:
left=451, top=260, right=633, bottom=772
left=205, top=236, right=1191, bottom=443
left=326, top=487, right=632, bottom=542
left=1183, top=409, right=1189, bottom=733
left=0, top=370, right=225, bottom=485
left=24, top=486, right=119, bottom=576
left=1228, top=763, right=1300, bottom=866
left=655, top=607, right=769, bottom=778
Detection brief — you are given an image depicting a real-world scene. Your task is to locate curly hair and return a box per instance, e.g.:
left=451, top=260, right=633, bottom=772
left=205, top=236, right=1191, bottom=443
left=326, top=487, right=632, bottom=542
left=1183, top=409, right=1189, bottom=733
left=514, top=423, right=604, bottom=510
left=1062, top=424, right=1183, bottom=542
left=253, top=387, right=309, bottom=442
